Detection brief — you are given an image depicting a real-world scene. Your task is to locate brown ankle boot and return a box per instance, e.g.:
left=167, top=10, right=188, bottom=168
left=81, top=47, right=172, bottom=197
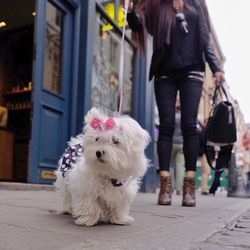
left=158, top=176, right=172, bottom=205
left=182, top=177, right=196, bottom=207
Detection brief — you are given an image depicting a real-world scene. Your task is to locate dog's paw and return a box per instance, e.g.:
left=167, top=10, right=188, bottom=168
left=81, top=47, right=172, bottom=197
left=74, top=215, right=99, bottom=226
left=110, top=215, right=134, bottom=225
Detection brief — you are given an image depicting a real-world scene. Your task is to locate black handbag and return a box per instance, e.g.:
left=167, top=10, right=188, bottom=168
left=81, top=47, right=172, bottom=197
left=204, top=85, right=237, bottom=171
left=206, top=85, right=237, bottom=144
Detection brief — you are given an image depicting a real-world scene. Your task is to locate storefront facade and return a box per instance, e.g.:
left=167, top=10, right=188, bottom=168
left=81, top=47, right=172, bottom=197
left=0, top=0, right=157, bottom=191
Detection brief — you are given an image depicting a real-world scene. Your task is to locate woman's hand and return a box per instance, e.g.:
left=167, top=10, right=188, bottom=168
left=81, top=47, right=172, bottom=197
left=123, top=0, right=133, bottom=12
left=214, top=71, right=225, bottom=86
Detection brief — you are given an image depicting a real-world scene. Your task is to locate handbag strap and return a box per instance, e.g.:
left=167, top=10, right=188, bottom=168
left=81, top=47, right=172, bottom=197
left=204, top=143, right=233, bottom=172
left=204, top=124, right=234, bottom=171
left=204, top=127, right=217, bottom=171
left=212, top=84, right=229, bottom=106
left=204, top=142, right=228, bottom=172
left=204, top=147, right=217, bottom=171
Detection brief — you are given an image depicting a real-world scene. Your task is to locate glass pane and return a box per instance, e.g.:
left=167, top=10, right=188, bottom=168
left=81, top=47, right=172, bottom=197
left=92, top=9, right=133, bottom=114
left=43, top=2, right=64, bottom=94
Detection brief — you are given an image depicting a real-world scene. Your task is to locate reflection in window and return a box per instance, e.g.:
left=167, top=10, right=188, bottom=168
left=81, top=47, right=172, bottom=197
left=92, top=9, right=133, bottom=114
left=43, top=2, right=64, bottom=94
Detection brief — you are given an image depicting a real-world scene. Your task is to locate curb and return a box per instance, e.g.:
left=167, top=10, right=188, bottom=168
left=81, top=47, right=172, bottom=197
left=0, top=182, right=55, bottom=191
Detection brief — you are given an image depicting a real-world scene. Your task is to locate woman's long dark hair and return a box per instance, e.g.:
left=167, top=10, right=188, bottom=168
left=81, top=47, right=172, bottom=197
left=133, top=0, right=192, bottom=54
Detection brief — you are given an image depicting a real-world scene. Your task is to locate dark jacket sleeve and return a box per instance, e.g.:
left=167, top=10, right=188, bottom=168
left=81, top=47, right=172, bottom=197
left=192, top=0, right=222, bottom=74
left=127, top=9, right=143, bottom=32
left=204, top=39, right=221, bottom=74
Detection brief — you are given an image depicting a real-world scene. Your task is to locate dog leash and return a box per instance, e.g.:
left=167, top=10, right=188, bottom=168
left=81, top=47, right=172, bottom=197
left=60, top=3, right=129, bottom=180
left=118, top=2, right=129, bottom=115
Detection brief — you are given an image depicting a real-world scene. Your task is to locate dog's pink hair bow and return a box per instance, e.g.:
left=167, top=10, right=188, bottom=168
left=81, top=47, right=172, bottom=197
left=90, top=118, right=116, bottom=131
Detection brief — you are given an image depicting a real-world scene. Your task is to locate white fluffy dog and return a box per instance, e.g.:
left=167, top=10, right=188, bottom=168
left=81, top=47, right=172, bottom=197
left=55, top=108, right=150, bottom=226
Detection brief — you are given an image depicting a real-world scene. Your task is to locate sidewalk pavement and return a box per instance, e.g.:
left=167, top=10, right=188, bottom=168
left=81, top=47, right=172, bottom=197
left=0, top=182, right=250, bottom=250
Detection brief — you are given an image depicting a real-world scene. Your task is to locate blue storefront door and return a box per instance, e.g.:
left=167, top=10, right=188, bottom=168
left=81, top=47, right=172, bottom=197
left=29, top=0, right=80, bottom=183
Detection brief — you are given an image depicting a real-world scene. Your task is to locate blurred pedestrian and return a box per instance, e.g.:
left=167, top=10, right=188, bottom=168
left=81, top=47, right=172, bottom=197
left=207, top=145, right=232, bottom=195
left=197, top=119, right=211, bottom=195
left=124, top=0, right=224, bottom=206
left=170, top=98, right=185, bottom=195
left=200, top=154, right=211, bottom=194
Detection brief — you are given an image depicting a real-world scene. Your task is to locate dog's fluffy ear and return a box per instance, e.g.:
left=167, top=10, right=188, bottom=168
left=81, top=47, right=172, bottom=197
left=116, top=117, right=151, bottom=151
left=83, top=107, right=107, bottom=131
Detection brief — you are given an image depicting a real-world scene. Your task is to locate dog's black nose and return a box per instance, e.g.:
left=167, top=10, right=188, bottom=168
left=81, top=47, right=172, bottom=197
left=96, top=151, right=102, bottom=158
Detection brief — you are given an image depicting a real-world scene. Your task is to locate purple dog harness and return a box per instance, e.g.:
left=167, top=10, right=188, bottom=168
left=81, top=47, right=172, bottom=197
left=60, top=143, right=83, bottom=178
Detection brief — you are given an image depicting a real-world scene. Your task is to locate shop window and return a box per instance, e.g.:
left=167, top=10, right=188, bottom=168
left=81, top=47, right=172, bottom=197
left=92, top=2, right=134, bottom=114
left=43, top=2, right=64, bottom=95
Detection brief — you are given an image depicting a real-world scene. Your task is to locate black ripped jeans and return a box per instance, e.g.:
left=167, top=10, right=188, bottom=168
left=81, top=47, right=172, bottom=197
left=154, top=72, right=203, bottom=172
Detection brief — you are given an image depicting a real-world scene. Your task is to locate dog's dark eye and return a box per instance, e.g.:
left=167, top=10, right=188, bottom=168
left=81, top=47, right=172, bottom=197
left=112, top=137, right=119, bottom=145
left=95, top=137, right=99, bottom=142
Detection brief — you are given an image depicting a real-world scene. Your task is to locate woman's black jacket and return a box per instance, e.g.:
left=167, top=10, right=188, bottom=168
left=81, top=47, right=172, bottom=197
left=127, top=0, right=222, bottom=80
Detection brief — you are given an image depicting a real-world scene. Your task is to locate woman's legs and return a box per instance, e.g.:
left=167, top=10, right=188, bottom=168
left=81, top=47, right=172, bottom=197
left=154, top=78, right=178, bottom=175
left=179, top=78, right=203, bottom=176
left=179, top=77, right=203, bottom=206
left=154, top=78, right=177, bottom=205
left=155, top=75, right=203, bottom=206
